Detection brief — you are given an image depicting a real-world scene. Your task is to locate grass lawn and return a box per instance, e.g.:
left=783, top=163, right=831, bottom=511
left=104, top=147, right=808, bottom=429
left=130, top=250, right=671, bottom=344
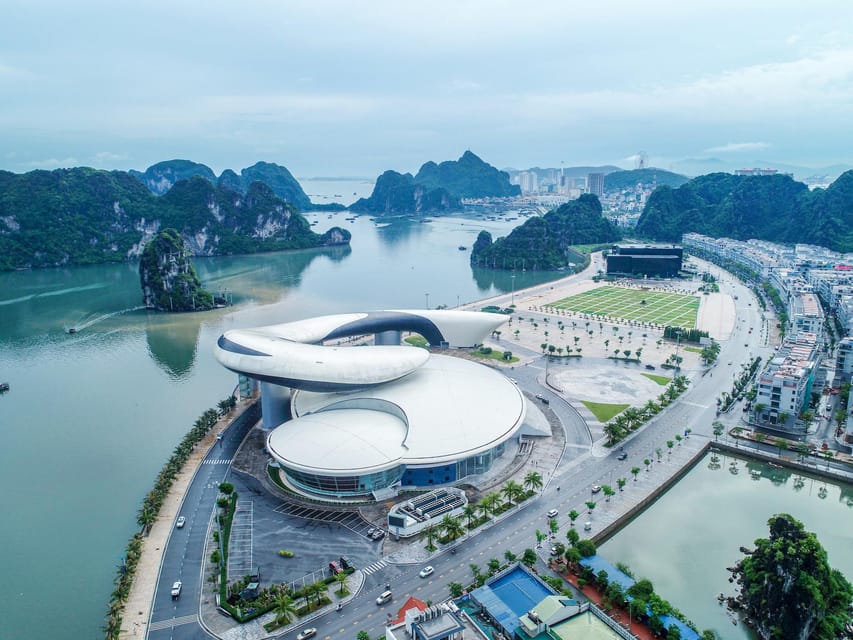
left=581, top=401, right=630, bottom=422
left=641, top=373, right=671, bottom=386
left=469, top=349, right=519, bottom=364
left=404, top=335, right=429, bottom=348
left=548, top=285, right=699, bottom=328
left=683, top=346, right=703, bottom=353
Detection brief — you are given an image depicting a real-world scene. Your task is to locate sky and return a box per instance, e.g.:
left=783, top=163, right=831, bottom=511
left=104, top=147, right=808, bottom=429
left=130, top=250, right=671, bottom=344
left=2, top=0, right=853, bottom=178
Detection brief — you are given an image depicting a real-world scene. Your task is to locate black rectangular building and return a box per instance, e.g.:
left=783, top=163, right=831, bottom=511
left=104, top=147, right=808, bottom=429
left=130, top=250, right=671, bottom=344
left=606, top=245, right=683, bottom=277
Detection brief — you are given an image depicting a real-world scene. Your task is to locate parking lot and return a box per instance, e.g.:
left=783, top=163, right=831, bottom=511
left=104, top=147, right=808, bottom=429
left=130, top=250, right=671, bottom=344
left=273, top=502, right=381, bottom=540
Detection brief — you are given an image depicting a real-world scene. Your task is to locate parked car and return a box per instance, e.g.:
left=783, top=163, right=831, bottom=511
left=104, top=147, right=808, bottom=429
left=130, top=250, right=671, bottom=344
left=175, top=516, right=186, bottom=529
left=591, top=485, right=602, bottom=494
left=329, top=561, right=342, bottom=575
left=376, top=590, right=393, bottom=605
left=171, top=581, right=182, bottom=599
left=645, top=364, right=655, bottom=370
left=617, top=451, right=628, bottom=461
left=535, top=394, right=550, bottom=404
left=297, top=628, right=317, bottom=640
left=419, top=566, right=434, bottom=578
left=371, top=529, right=385, bottom=540
left=546, top=508, right=558, bottom=518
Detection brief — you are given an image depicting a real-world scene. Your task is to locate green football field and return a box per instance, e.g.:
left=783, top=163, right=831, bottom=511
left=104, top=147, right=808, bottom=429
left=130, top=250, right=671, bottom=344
left=549, top=285, right=699, bottom=328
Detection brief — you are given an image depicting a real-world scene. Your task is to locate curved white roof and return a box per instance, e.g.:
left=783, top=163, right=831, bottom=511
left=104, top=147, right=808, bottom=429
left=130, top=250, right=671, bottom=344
left=214, top=309, right=508, bottom=392
left=276, top=354, right=526, bottom=475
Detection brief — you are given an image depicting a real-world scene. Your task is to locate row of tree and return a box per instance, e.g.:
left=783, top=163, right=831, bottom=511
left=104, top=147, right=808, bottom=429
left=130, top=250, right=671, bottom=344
left=104, top=396, right=238, bottom=639
left=604, top=376, right=690, bottom=445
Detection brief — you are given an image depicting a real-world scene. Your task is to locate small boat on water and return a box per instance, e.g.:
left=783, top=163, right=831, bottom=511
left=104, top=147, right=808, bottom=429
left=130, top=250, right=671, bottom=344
left=0, top=382, right=9, bottom=393
left=67, top=327, right=78, bottom=334
left=458, top=245, right=467, bottom=251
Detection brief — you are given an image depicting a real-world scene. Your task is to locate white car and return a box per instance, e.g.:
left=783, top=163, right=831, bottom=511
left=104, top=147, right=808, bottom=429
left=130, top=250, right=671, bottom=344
left=296, top=628, right=317, bottom=640
left=419, top=566, right=434, bottom=578
left=171, top=581, right=182, bottom=599
left=591, top=485, right=602, bottom=494
left=546, top=509, right=558, bottom=518
left=175, top=516, right=186, bottom=529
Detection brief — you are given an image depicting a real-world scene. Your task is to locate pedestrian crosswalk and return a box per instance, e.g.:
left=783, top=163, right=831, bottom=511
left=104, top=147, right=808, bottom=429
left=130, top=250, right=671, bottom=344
left=149, top=614, right=197, bottom=631
left=361, top=559, right=387, bottom=576
left=202, top=458, right=231, bottom=465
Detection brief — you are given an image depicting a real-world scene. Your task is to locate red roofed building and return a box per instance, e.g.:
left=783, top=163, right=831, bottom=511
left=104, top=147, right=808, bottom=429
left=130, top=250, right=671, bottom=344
left=390, top=596, right=429, bottom=625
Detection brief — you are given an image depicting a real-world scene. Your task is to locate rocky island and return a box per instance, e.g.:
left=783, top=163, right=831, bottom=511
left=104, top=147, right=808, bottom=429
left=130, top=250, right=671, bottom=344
left=139, top=228, right=214, bottom=311
left=470, top=194, right=621, bottom=270
left=0, top=166, right=351, bottom=271
left=350, top=151, right=519, bottom=214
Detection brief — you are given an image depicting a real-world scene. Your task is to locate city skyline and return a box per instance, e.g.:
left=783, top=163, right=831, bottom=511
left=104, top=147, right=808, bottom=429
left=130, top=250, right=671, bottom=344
left=2, top=1, right=853, bottom=177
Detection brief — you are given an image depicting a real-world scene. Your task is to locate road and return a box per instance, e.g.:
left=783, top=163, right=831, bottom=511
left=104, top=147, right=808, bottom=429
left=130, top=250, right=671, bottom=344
left=147, top=258, right=773, bottom=640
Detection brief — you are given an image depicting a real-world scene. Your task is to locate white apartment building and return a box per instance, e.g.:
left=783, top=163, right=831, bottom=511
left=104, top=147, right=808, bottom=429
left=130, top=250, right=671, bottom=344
left=754, top=332, right=820, bottom=432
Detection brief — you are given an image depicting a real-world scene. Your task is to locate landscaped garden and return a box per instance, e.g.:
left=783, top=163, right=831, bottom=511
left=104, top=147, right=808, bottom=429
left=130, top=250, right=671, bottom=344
left=549, top=286, right=699, bottom=329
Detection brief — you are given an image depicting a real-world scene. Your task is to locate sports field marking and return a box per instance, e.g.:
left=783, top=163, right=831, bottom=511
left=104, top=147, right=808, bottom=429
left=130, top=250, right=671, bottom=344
left=549, top=285, right=699, bottom=328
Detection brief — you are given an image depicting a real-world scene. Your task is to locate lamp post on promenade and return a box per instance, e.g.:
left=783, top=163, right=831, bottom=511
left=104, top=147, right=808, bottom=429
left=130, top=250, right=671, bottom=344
left=425, top=293, right=430, bottom=310
left=511, top=273, right=516, bottom=306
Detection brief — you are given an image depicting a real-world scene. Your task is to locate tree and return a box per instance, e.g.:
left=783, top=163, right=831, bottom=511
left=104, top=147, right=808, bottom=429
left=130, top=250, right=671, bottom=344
left=421, top=523, right=440, bottom=551
left=576, top=539, right=596, bottom=557
left=357, top=632, right=371, bottom=640
left=535, top=529, right=547, bottom=545
left=273, top=594, right=297, bottom=626
left=462, top=504, right=478, bottom=531
left=564, top=547, right=581, bottom=568
left=731, top=513, right=853, bottom=640
left=521, top=548, right=537, bottom=567
left=504, top=550, right=517, bottom=563
left=549, top=518, right=559, bottom=535
left=440, top=514, right=464, bottom=542
left=568, top=509, right=580, bottom=526
left=448, top=582, right=464, bottom=598
left=501, top=480, right=523, bottom=507
left=487, top=558, right=501, bottom=574
left=585, top=500, right=597, bottom=514
left=712, top=421, right=724, bottom=441
left=334, top=570, right=350, bottom=595
left=666, top=440, right=674, bottom=454
left=523, top=471, right=543, bottom=493
left=631, top=466, right=641, bottom=481
left=617, top=477, right=627, bottom=492
left=566, top=528, right=580, bottom=547
left=602, top=485, right=615, bottom=502
left=643, top=458, right=651, bottom=472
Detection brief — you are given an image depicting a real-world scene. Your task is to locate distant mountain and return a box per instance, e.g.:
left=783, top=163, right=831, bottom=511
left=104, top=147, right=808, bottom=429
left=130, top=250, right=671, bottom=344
left=506, top=165, right=622, bottom=180
left=635, top=170, right=853, bottom=252
left=139, top=228, right=214, bottom=311
left=414, top=151, right=520, bottom=198
left=349, top=170, right=459, bottom=214
left=352, top=151, right=519, bottom=214
left=668, top=158, right=853, bottom=182
left=0, top=168, right=350, bottom=271
left=129, top=160, right=217, bottom=195
left=603, top=168, right=689, bottom=191
left=130, top=159, right=339, bottom=211
left=470, top=194, right=621, bottom=270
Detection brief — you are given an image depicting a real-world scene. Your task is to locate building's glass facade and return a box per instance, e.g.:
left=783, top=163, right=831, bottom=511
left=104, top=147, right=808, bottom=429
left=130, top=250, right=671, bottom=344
left=283, top=440, right=510, bottom=499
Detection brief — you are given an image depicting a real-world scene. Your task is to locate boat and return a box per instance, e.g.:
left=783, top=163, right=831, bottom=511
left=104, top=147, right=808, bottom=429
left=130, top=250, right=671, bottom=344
left=818, top=486, right=828, bottom=499
left=67, top=327, right=78, bottom=334
left=749, top=469, right=761, bottom=479
left=458, top=245, right=467, bottom=251
left=0, top=382, right=9, bottom=393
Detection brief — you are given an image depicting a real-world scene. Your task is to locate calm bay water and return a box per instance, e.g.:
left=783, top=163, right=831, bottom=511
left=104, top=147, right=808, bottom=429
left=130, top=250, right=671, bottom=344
left=0, top=200, right=555, bottom=639
left=600, top=450, right=853, bottom=639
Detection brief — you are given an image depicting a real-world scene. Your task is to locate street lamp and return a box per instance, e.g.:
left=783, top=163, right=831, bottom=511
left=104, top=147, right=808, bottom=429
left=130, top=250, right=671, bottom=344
left=511, top=273, right=516, bottom=306
left=425, top=293, right=430, bottom=310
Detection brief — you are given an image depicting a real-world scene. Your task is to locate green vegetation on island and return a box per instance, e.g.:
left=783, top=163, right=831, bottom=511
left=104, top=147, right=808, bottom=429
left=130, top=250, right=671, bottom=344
left=635, top=170, right=853, bottom=252
left=469, top=194, right=621, bottom=270
left=0, top=168, right=351, bottom=271
left=139, top=229, right=214, bottom=311
left=349, top=170, right=460, bottom=214
left=730, top=513, right=853, bottom=640
left=603, top=167, right=689, bottom=192
left=414, top=150, right=521, bottom=198
left=351, top=151, right=519, bottom=214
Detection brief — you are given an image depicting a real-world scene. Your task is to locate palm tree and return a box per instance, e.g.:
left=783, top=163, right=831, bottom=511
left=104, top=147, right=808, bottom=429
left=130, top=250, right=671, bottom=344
left=334, top=571, right=350, bottom=595
left=312, top=580, right=329, bottom=606
left=604, top=421, right=622, bottom=446
left=441, top=515, right=465, bottom=542
left=462, top=504, right=478, bottom=531
left=502, top=480, right=523, bottom=507
left=523, top=471, right=543, bottom=493
left=482, top=492, right=502, bottom=519
left=777, top=440, right=788, bottom=458
left=535, top=529, right=547, bottom=545
left=273, top=593, right=298, bottom=626
left=421, top=523, right=440, bottom=550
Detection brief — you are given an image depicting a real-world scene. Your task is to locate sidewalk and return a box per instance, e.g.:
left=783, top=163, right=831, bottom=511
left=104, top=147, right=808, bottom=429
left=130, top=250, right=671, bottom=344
left=119, top=398, right=256, bottom=639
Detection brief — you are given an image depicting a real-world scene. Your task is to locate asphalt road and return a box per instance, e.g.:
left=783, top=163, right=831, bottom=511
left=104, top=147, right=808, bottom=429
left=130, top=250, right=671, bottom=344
left=147, top=260, right=774, bottom=640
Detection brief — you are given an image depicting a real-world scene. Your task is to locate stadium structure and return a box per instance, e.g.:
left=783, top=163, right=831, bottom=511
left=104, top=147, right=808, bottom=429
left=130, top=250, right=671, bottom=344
left=214, top=310, right=528, bottom=501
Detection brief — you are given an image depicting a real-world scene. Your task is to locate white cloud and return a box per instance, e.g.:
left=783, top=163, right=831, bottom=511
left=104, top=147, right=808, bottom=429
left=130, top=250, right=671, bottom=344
left=93, top=151, right=127, bottom=164
left=24, top=157, right=79, bottom=169
left=704, top=142, right=770, bottom=154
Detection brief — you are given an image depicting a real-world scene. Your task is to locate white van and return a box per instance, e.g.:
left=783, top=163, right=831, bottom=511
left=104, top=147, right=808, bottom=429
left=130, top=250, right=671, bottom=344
left=376, top=590, right=392, bottom=605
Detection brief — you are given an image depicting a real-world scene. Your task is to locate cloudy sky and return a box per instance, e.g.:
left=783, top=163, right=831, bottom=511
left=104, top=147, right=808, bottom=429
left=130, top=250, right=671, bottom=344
left=2, top=0, right=852, bottom=177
